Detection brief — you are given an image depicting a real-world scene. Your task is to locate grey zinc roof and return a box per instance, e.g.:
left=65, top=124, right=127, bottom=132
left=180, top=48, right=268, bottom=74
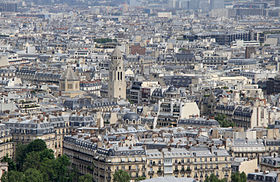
left=123, top=112, right=140, bottom=121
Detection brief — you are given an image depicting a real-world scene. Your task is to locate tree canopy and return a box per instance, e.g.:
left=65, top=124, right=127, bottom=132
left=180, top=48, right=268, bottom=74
left=215, top=114, right=235, bottom=127
left=205, top=174, right=226, bottom=182
left=1, top=139, right=92, bottom=182
left=231, top=172, right=247, bottom=182
left=113, top=170, right=130, bottom=182
left=78, top=174, right=93, bottom=182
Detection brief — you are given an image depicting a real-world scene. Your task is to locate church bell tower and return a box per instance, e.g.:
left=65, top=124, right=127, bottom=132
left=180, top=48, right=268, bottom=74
left=108, top=48, right=126, bottom=100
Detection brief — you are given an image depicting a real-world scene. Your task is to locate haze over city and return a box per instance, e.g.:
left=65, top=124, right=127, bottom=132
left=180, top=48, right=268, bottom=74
left=0, top=0, right=279, bottom=182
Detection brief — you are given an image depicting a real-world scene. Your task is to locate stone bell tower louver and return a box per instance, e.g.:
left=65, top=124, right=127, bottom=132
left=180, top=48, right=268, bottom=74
left=59, top=66, right=82, bottom=98
left=108, top=48, right=126, bottom=100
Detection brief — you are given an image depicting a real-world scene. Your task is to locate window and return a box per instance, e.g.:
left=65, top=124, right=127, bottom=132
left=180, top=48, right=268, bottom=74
left=68, top=84, right=73, bottom=89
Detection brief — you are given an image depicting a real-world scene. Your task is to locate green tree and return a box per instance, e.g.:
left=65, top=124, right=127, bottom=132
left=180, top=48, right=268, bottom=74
left=24, top=168, right=44, bottom=182
left=231, top=172, right=247, bottom=182
left=25, top=139, right=47, bottom=153
left=16, top=139, right=47, bottom=171
left=1, top=172, right=8, bottom=182
left=135, top=176, right=146, bottom=181
left=24, top=148, right=55, bottom=171
left=113, top=170, right=130, bottom=182
left=56, top=155, right=71, bottom=182
left=39, top=155, right=71, bottom=182
left=15, top=144, right=27, bottom=171
left=2, top=171, right=24, bottom=182
left=39, top=158, right=58, bottom=182
left=23, top=152, right=41, bottom=171
left=205, top=174, right=226, bottom=182
left=79, top=173, right=93, bottom=182
left=1, top=154, right=16, bottom=171
left=240, top=172, right=246, bottom=182
left=39, top=148, right=55, bottom=160
left=215, top=114, right=235, bottom=127
left=3, top=140, right=75, bottom=182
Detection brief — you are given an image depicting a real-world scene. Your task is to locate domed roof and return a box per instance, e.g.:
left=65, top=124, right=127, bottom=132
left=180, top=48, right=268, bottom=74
left=123, top=112, right=140, bottom=121
left=165, top=85, right=178, bottom=93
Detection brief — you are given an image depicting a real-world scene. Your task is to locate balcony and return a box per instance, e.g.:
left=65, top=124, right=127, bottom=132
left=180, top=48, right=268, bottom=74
left=223, top=167, right=231, bottom=171
left=174, top=169, right=179, bottom=174
left=148, top=171, right=154, bottom=175
left=157, top=170, right=163, bottom=175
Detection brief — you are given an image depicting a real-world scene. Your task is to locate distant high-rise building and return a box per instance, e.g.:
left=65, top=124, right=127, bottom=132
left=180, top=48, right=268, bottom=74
left=189, top=0, right=200, bottom=10
left=168, top=0, right=177, bottom=8
left=108, top=48, right=126, bottom=100
left=276, top=0, right=280, bottom=7
left=210, top=0, right=224, bottom=10
left=0, top=2, right=17, bottom=12
left=199, top=0, right=210, bottom=11
left=129, top=0, right=140, bottom=7
left=181, top=0, right=189, bottom=9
